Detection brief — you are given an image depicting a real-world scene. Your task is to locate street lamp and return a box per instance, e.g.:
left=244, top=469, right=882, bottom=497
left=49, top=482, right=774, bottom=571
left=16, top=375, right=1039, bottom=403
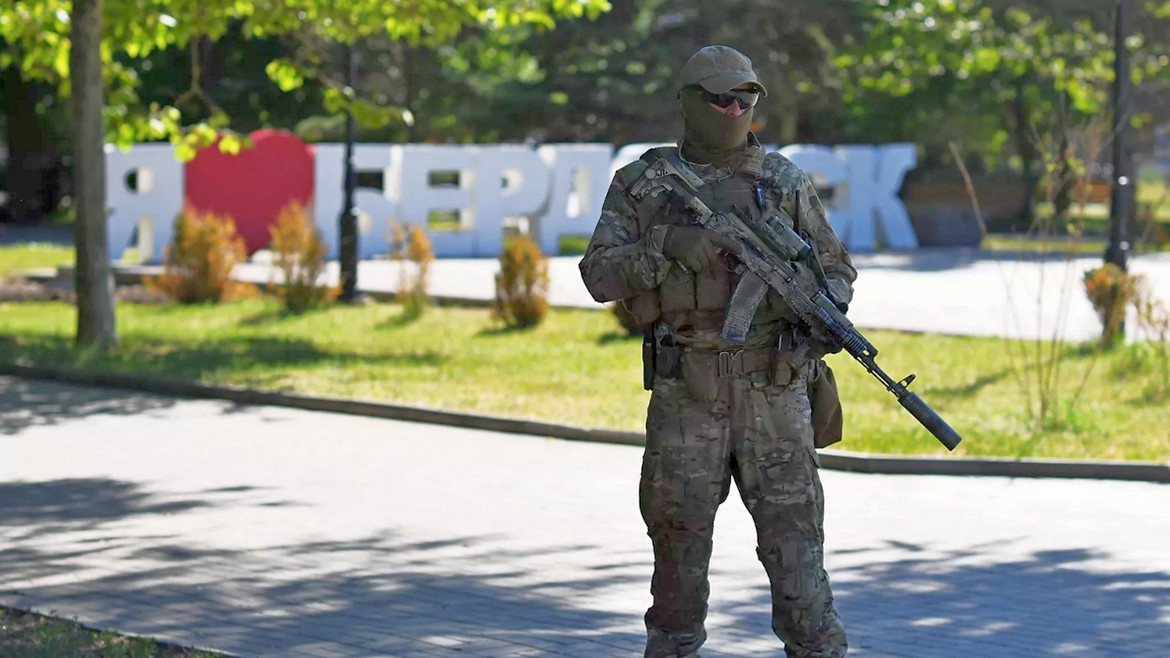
left=1106, top=0, right=1135, bottom=271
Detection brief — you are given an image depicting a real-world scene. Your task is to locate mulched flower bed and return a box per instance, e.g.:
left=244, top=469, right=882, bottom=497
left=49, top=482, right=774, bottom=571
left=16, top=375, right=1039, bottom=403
left=0, top=277, right=169, bottom=304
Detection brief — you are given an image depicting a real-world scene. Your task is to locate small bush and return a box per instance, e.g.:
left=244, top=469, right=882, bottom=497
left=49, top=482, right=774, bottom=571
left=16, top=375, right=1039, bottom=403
left=269, top=202, right=337, bottom=314
left=610, top=301, right=643, bottom=337
left=1132, top=282, right=1170, bottom=400
left=1083, top=263, right=1144, bottom=349
left=493, top=233, right=549, bottom=329
left=389, top=222, right=434, bottom=320
left=148, top=206, right=255, bottom=303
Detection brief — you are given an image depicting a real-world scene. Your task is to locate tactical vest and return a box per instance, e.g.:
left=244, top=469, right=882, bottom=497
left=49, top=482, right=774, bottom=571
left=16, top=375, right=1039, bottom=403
left=627, top=146, right=800, bottom=349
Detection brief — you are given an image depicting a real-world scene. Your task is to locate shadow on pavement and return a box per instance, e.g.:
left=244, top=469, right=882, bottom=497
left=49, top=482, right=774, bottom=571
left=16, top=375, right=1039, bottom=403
left=2, top=528, right=649, bottom=655
left=0, top=376, right=180, bottom=435
left=0, top=479, right=211, bottom=526
left=3, top=488, right=1169, bottom=658
left=719, top=539, right=1170, bottom=657
left=0, top=471, right=646, bottom=655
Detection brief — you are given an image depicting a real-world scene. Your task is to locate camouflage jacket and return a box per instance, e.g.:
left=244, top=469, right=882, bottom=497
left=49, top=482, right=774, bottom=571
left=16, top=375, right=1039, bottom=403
left=579, top=141, right=857, bottom=349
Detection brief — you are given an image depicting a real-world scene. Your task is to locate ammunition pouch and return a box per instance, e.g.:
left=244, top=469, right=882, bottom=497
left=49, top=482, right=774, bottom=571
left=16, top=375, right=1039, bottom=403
left=622, top=291, right=661, bottom=328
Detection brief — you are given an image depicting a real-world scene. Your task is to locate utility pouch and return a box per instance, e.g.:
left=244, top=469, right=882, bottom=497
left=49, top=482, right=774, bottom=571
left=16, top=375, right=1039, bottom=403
left=809, top=359, right=844, bottom=448
left=771, top=361, right=794, bottom=388
left=680, top=350, right=720, bottom=402
left=624, top=291, right=662, bottom=328
left=654, top=335, right=680, bottom=382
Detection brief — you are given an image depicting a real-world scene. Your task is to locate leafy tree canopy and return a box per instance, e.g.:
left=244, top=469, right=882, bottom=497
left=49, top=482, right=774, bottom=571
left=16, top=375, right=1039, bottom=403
left=0, top=0, right=610, bottom=158
left=838, top=0, right=1170, bottom=168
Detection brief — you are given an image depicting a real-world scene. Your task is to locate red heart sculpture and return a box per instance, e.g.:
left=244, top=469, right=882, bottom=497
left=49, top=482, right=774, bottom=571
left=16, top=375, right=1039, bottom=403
left=184, top=129, right=315, bottom=255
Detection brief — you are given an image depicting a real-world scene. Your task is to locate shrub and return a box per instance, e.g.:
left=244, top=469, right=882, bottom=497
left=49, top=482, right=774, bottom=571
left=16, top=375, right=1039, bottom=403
left=148, top=206, right=254, bottom=303
left=1083, top=263, right=1144, bottom=349
left=269, top=202, right=337, bottom=313
left=493, top=233, right=549, bottom=329
left=1132, top=282, right=1170, bottom=400
left=389, top=222, right=434, bottom=320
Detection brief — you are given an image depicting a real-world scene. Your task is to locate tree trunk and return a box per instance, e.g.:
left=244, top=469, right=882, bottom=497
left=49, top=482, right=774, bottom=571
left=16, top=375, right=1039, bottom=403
left=71, top=0, right=117, bottom=348
left=1012, top=76, right=1039, bottom=231
left=1053, top=129, right=1074, bottom=222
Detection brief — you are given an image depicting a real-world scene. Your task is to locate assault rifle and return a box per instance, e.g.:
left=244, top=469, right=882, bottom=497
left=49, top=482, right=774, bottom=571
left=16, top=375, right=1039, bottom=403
left=629, top=154, right=963, bottom=451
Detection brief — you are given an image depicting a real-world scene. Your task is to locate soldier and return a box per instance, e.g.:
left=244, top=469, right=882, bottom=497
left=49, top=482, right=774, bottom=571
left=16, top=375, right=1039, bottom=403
left=578, top=45, right=855, bottom=657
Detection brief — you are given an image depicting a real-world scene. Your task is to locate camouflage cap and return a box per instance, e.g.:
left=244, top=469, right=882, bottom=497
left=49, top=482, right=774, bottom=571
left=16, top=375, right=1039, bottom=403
left=679, top=45, right=768, bottom=96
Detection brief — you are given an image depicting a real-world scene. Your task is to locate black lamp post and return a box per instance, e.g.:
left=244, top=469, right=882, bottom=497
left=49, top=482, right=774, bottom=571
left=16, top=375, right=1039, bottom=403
left=338, top=42, right=360, bottom=303
left=1105, top=0, right=1135, bottom=271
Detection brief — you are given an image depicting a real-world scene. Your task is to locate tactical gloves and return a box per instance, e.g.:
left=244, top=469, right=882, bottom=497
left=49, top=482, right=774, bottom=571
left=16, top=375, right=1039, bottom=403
left=657, top=225, right=738, bottom=272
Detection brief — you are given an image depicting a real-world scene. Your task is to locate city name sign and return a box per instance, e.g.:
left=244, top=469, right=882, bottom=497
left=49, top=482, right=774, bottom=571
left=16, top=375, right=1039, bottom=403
left=104, top=130, right=919, bottom=262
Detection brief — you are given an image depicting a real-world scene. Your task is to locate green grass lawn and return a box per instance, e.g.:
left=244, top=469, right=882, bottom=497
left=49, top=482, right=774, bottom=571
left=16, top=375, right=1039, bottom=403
left=0, top=607, right=216, bottom=658
left=2, top=298, right=1167, bottom=462
left=0, top=243, right=74, bottom=277
left=980, top=235, right=1170, bottom=255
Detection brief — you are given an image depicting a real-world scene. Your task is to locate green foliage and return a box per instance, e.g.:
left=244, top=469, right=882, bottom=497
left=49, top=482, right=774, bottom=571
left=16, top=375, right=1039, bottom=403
left=0, top=0, right=610, bottom=158
left=498, top=0, right=864, bottom=145
left=493, top=233, right=550, bottom=329
left=265, top=59, right=306, bottom=92
left=0, top=606, right=221, bottom=657
left=148, top=207, right=257, bottom=304
left=839, top=0, right=1170, bottom=168
left=268, top=202, right=336, bottom=314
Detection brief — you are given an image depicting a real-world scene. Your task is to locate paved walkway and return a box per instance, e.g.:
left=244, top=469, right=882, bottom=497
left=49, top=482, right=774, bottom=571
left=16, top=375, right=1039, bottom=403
left=233, top=249, right=1170, bottom=342
left=3, top=376, right=1168, bottom=657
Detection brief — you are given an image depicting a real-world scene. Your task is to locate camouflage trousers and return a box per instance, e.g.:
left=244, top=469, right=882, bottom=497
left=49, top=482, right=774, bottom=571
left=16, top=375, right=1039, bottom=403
left=640, top=366, right=847, bottom=658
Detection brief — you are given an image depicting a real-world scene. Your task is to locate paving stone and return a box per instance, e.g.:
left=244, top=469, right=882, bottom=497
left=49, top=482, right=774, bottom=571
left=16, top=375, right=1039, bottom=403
left=2, top=376, right=1168, bottom=657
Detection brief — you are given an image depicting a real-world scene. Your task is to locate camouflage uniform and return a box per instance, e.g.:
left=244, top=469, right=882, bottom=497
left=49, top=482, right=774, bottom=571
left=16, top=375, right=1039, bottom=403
left=579, top=46, right=854, bottom=658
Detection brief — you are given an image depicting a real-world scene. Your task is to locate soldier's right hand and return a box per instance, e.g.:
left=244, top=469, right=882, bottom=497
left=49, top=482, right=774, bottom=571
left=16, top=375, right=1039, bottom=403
left=661, top=225, right=735, bottom=272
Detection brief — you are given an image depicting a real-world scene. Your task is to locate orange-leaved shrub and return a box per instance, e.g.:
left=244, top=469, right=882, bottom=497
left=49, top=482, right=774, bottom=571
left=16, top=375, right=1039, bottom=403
left=269, top=202, right=337, bottom=313
left=1083, top=263, right=1143, bottom=348
left=493, top=233, right=549, bottom=329
left=389, top=222, right=434, bottom=319
left=148, top=206, right=256, bottom=303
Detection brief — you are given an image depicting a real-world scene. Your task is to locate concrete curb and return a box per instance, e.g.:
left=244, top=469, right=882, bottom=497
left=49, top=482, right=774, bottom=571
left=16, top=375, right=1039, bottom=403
left=4, top=363, right=1168, bottom=483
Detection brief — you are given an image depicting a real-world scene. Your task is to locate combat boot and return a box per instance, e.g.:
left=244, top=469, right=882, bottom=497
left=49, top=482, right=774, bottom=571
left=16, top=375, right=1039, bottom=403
left=645, top=627, right=705, bottom=658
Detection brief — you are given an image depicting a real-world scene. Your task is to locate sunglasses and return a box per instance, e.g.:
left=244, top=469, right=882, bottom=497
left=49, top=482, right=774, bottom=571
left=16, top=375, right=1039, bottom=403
left=691, top=86, right=760, bottom=110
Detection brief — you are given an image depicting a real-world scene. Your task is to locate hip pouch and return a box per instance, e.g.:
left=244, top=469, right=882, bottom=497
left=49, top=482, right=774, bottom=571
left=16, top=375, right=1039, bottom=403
left=809, top=359, right=844, bottom=448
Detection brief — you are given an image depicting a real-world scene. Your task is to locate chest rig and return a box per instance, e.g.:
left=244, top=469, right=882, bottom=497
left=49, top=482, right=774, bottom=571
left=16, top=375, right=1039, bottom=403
left=629, top=145, right=800, bottom=340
